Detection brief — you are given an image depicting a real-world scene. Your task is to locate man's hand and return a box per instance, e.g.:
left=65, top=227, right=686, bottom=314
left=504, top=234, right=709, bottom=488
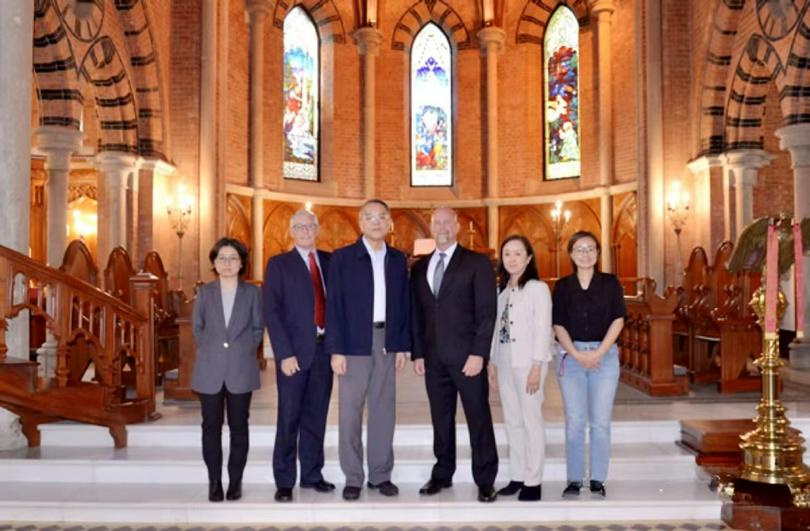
left=462, top=355, right=484, bottom=377
left=331, top=354, right=347, bottom=375
left=280, top=356, right=300, bottom=377
left=413, top=358, right=425, bottom=376
left=526, top=364, right=541, bottom=394
left=395, top=352, right=407, bottom=370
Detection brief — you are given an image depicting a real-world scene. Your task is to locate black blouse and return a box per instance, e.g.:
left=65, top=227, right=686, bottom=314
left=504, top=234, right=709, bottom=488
left=551, top=271, right=626, bottom=342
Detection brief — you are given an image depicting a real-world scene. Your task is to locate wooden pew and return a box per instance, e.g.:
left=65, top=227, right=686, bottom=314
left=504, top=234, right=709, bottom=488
left=141, top=252, right=180, bottom=384
left=672, top=246, right=709, bottom=371
left=619, top=278, right=689, bottom=396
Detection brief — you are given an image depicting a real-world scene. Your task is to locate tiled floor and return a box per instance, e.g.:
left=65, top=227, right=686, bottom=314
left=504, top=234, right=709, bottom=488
left=0, top=523, right=733, bottom=530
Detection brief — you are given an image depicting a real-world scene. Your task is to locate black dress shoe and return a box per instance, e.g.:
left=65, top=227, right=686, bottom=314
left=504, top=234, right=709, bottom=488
left=342, top=485, right=361, bottom=501
left=419, top=478, right=453, bottom=495
left=301, top=479, right=336, bottom=492
left=208, top=480, right=224, bottom=502
left=562, top=481, right=582, bottom=498
left=497, top=480, right=524, bottom=496
left=518, top=484, right=542, bottom=501
left=226, top=480, right=242, bottom=501
left=590, top=480, right=606, bottom=497
left=367, top=480, right=399, bottom=497
left=274, top=487, right=293, bottom=502
left=477, top=485, right=497, bottom=503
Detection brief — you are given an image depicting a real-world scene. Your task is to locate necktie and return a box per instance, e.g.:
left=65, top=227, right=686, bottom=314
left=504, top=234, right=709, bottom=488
left=309, top=251, right=326, bottom=328
left=433, top=252, right=446, bottom=296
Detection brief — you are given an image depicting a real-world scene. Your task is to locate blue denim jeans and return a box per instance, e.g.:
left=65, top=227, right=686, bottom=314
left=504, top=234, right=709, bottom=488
left=555, top=341, right=620, bottom=483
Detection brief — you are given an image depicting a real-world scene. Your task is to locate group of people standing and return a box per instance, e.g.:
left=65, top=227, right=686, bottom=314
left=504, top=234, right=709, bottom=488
left=190, top=201, right=626, bottom=505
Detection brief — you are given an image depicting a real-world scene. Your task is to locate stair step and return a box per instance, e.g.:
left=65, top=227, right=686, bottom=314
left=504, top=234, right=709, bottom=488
left=0, top=479, right=721, bottom=524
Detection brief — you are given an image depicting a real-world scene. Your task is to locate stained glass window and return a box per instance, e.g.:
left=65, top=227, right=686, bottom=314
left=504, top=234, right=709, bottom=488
left=283, top=7, right=319, bottom=181
left=411, top=23, right=452, bottom=187
left=544, top=6, right=580, bottom=180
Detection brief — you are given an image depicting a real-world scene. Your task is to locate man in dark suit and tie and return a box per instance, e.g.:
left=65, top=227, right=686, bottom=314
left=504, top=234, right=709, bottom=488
left=411, top=206, right=499, bottom=502
left=264, top=209, right=335, bottom=502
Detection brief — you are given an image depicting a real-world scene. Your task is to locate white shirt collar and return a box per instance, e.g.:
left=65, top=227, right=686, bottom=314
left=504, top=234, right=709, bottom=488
left=361, top=236, right=387, bottom=257
left=432, top=241, right=458, bottom=262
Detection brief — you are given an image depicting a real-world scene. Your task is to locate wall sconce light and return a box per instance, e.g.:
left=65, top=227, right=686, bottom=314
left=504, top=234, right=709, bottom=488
left=166, top=183, right=193, bottom=289
left=666, top=180, right=690, bottom=283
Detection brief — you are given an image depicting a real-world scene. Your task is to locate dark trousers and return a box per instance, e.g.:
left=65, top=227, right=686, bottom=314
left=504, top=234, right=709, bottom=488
left=273, top=345, right=334, bottom=488
left=425, top=357, right=499, bottom=487
left=198, top=384, right=253, bottom=484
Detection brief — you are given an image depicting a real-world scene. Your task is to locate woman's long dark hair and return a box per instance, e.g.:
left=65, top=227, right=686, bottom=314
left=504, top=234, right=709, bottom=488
left=497, top=235, right=540, bottom=291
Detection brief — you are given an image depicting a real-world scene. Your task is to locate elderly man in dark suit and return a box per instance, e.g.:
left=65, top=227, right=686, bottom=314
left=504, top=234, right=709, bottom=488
left=326, top=199, right=411, bottom=501
left=411, top=206, right=499, bottom=502
left=264, top=209, right=335, bottom=503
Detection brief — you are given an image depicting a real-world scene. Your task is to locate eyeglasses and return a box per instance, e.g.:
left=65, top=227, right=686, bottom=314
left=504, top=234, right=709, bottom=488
left=292, top=223, right=318, bottom=232
left=572, top=246, right=597, bottom=255
left=215, top=256, right=241, bottom=264
left=362, top=213, right=389, bottom=222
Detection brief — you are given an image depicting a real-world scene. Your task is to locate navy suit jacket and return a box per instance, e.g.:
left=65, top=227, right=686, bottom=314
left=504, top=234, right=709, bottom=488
left=411, top=245, right=497, bottom=365
left=263, top=248, right=331, bottom=371
left=325, top=238, right=411, bottom=356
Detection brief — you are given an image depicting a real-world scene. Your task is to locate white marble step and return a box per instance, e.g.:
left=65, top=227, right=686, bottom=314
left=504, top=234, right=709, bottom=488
left=36, top=420, right=690, bottom=447
left=0, top=440, right=699, bottom=484
left=0, top=479, right=722, bottom=524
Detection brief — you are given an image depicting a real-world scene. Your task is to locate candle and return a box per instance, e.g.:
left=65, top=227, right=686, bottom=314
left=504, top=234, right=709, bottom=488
left=795, top=221, right=804, bottom=339
left=764, top=220, right=778, bottom=338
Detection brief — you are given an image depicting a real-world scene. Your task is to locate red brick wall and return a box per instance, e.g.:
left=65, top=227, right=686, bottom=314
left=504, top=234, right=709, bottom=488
left=755, top=83, right=793, bottom=218
left=612, top=0, right=638, bottom=184
left=226, top=0, right=249, bottom=186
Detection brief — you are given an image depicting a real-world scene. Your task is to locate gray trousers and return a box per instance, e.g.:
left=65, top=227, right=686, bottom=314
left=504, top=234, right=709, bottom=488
left=338, top=327, right=396, bottom=487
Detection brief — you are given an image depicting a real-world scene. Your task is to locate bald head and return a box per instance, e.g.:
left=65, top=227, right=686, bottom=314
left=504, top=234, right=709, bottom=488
left=430, top=207, right=459, bottom=251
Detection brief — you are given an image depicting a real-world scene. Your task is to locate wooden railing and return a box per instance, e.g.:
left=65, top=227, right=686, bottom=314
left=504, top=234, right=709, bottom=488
left=619, top=278, right=689, bottom=396
left=0, top=245, right=160, bottom=447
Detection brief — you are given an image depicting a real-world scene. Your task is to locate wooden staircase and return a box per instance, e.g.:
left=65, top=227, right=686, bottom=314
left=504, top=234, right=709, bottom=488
left=0, top=245, right=161, bottom=448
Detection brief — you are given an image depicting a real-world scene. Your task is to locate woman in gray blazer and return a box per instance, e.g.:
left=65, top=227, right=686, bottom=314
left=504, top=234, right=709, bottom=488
left=191, top=237, right=264, bottom=502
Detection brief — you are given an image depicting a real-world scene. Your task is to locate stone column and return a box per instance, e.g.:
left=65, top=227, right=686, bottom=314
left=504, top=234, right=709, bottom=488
left=776, top=123, right=810, bottom=370
left=95, top=152, right=138, bottom=265
left=246, top=0, right=270, bottom=279
left=138, top=159, right=176, bottom=265
left=722, top=149, right=773, bottom=241
left=0, top=0, right=34, bottom=449
left=477, top=26, right=506, bottom=250
left=686, top=154, right=724, bottom=252
left=354, top=27, right=383, bottom=199
left=199, top=0, right=218, bottom=282
left=590, top=0, right=616, bottom=271
left=34, top=127, right=83, bottom=266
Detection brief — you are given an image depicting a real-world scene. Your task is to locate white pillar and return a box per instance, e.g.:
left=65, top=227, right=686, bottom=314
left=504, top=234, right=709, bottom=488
left=199, top=0, right=219, bottom=282
left=687, top=154, right=725, bottom=251
left=590, top=0, right=616, bottom=271
left=0, top=0, right=34, bottom=450
left=34, top=127, right=83, bottom=266
left=477, top=26, right=506, bottom=249
left=776, top=123, right=810, bottom=370
left=246, top=0, right=270, bottom=279
left=95, top=152, right=138, bottom=265
left=354, top=27, right=383, bottom=199
left=721, top=149, right=773, bottom=241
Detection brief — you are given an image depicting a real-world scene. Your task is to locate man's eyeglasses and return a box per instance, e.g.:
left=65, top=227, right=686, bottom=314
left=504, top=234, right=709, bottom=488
left=292, top=223, right=318, bottom=232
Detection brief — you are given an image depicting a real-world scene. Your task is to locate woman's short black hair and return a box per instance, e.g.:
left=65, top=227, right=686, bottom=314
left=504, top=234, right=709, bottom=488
left=566, top=230, right=600, bottom=272
left=497, top=234, right=540, bottom=291
left=209, top=237, right=249, bottom=277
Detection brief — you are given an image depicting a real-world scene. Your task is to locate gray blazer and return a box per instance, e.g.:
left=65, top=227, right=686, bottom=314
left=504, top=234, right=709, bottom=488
left=191, top=280, right=264, bottom=394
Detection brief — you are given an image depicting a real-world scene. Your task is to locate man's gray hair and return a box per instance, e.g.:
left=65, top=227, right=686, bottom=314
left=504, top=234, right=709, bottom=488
left=289, top=209, right=319, bottom=228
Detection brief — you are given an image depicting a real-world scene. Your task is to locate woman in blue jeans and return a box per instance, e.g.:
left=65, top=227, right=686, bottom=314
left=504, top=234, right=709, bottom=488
left=551, top=231, right=626, bottom=498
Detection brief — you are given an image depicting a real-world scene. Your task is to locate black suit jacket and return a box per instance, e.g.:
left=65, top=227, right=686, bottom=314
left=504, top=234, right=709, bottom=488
left=411, top=245, right=497, bottom=366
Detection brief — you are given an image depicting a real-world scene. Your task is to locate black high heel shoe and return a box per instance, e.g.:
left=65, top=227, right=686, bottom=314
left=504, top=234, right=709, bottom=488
left=209, top=480, right=224, bottom=502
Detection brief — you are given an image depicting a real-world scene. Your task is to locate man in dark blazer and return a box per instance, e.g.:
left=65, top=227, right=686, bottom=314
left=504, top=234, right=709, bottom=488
left=326, top=199, right=411, bottom=501
left=264, top=209, right=335, bottom=503
left=411, top=206, right=499, bottom=502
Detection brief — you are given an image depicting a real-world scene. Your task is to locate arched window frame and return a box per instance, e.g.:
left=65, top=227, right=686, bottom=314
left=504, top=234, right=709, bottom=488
left=410, top=22, right=454, bottom=188
left=543, top=4, right=581, bottom=181
left=283, top=6, right=321, bottom=182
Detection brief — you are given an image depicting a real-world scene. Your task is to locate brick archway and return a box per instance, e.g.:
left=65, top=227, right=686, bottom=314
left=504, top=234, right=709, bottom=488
left=391, top=0, right=472, bottom=52
left=515, top=0, right=588, bottom=46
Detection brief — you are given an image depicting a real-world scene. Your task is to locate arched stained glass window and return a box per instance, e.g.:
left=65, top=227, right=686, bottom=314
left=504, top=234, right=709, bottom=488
left=283, top=7, right=319, bottom=181
left=411, top=23, right=452, bottom=187
left=544, top=6, right=580, bottom=180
